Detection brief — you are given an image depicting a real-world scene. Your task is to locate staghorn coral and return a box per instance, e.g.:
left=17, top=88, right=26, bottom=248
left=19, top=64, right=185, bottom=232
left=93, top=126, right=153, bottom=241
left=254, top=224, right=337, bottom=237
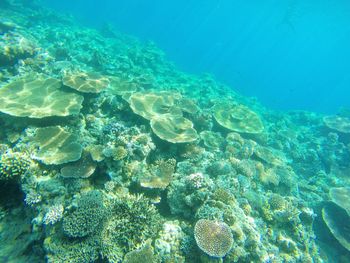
left=63, top=190, right=106, bottom=238
left=44, top=230, right=101, bottom=263
left=194, top=219, right=233, bottom=258
left=0, top=3, right=345, bottom=262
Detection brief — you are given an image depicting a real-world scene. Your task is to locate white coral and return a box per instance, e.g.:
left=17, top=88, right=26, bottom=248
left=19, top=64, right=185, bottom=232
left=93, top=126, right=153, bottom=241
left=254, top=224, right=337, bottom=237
left=43, top=204, right=64, bottom=225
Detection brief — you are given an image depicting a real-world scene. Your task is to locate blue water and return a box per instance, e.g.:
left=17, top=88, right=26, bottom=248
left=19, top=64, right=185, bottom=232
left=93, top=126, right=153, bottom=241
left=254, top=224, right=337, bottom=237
left=42, top=0, right=350, bottom=113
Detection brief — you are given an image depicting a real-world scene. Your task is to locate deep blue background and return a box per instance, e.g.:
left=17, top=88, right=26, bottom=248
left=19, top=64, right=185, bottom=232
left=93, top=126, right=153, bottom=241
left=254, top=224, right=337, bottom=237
left=42, top=0, right=350, bottom=113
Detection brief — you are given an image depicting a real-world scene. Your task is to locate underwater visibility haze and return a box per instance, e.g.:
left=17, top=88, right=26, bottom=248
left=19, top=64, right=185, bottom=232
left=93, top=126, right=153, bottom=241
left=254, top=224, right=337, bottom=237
left=0, top=0, right=350, bottom=262
left=43, top=0, right=350, bottom=113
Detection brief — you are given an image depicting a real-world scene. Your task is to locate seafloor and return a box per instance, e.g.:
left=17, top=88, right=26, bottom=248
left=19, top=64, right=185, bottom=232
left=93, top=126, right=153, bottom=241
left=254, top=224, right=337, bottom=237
left=0, top=1, right=350, bottom=263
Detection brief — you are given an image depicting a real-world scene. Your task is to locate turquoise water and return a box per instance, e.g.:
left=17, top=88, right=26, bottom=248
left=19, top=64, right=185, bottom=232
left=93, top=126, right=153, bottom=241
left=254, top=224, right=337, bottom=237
left=0, top=1, right=350, bottom=262
left=43, top=0, right=350, bottom=114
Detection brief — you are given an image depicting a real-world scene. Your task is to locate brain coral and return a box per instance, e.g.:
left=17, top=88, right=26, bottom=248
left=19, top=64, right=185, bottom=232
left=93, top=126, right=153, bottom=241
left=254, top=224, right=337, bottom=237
left=0, top=75, right=83, bottom=118
left=194, top=219, right=233, bottom=257
left=213, top=103, right=264, bottom=134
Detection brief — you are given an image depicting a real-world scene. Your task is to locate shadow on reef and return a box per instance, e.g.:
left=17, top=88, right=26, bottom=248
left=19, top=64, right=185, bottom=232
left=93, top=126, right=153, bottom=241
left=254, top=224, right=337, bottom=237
left=0, top=181, right=45, bottom=262
left=0, top=180, right=23, bottom=208
left=313, top=204, right=350, bottom=263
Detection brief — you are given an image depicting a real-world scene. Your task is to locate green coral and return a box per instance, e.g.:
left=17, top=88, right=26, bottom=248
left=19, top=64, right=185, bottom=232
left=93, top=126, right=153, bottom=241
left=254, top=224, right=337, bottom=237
left=268, top=194, right=286, bottom=210
left=44, top=230, right=100, bottom=263
left=63, top=190, right=106, bottom=238
left=101, top=194, right=162, bottom=257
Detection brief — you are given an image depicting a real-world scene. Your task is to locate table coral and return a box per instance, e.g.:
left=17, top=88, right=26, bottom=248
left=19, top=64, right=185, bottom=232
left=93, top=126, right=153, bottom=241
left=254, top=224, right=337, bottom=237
left=194, top=219, right=233, bottom=258
left=213, top=102, right=264, bottom=134
left=31, top=126, right=82, bottom=165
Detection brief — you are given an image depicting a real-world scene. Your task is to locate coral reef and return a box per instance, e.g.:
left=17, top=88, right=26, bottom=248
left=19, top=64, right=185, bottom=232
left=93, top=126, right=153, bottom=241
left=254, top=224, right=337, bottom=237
left=0, top=1, right=349, bottom=262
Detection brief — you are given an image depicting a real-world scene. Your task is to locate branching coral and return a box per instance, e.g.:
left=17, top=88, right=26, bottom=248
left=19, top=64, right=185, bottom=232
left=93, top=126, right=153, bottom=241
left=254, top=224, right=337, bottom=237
left=0, top=150, right=30, bottom=181
left=63, top=190, right=106, bottom=238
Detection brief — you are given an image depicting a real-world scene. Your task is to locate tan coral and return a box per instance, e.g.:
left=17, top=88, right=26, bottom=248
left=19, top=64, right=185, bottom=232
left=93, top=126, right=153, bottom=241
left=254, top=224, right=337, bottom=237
left=31, top=126, right=82, bottom=165
left=150, top=114, right=198, bottom=143
left=213, top=103, right=264, bottom=134
left=194, top=219, right=233, bottom=258
left=139, top=159, right=176, bottom=189
left=129, top=91, right=182, bottom=120
left=63, top=71, right=110, bottom=93
left=0, top=75, right=83, bottom=118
